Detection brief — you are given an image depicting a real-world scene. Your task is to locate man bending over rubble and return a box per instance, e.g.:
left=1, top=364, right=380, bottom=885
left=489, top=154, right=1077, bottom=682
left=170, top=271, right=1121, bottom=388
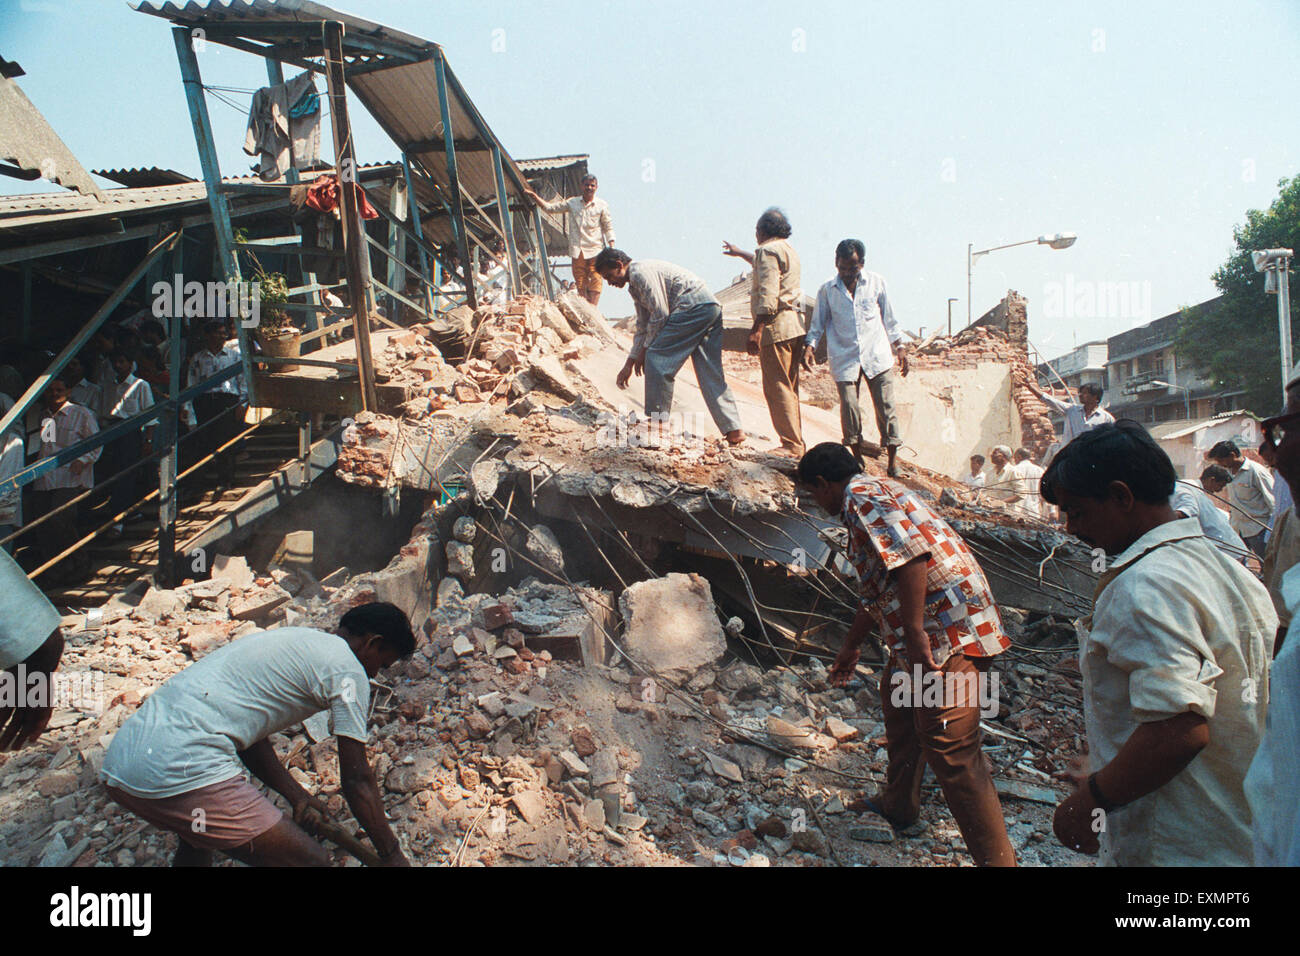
left=595, top=248, right=746, bottom=447
left=101, top=601, right=416, bottom=866
left=798, top=442, right=1016, bottom=866
left=1044, top=421, right=1271, bottom=865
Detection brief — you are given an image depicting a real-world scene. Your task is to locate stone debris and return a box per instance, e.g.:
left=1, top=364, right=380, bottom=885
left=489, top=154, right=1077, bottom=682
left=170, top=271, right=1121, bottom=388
left=619, top=573, right=726, bottom=683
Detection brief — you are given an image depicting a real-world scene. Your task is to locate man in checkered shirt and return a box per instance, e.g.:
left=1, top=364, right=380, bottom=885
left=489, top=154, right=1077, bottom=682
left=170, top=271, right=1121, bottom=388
left=798, top=442, right=1015, bottom=866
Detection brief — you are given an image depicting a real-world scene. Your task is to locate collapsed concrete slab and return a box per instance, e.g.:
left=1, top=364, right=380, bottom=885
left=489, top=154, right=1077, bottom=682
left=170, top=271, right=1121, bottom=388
left=619, top=573, right=727, bottom=683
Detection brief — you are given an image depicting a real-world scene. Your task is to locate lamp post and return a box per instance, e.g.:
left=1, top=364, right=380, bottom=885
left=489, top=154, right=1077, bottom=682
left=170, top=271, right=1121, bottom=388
left=1152, top=380, right=1190, bottom=420
left=947, top=297, right=958, bottom=336
left=967, top=232, right=1077, bottom=326
left=1252, top=248, right=1294, bottom=403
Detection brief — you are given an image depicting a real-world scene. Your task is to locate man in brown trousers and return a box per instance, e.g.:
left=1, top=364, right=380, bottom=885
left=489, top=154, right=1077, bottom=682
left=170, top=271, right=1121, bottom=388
left=723, top=207, right=806, bottom=456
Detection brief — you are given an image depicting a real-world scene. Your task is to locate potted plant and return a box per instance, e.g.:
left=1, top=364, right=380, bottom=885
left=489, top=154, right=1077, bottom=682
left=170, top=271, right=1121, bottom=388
left=239, top=241, right=301, bottom=372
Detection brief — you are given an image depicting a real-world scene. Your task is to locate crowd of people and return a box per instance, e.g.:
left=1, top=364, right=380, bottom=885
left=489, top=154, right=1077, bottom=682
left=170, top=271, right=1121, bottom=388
left=0, top=315, right=248, bottom=581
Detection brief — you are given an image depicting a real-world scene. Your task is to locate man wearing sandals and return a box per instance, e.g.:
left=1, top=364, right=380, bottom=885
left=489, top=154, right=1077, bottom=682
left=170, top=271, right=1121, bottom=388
left=798, top=442, right=1016, bottom=866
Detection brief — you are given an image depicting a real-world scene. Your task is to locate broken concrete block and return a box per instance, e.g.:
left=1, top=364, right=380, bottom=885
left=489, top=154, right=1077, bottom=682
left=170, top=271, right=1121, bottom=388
left=436, top=576, right=464, bottom=608
left=583, top=799, right=605, bottom=830
left=211, top=554, right=255, bottom=589
left=525, top=354, right=579, bottom=402
left=271, top=530, right=314, bottom=571
left=35, top=769, right=79, bottom=798
left=445, top=541, right=475, bottom=579
left=180, top=622, right=233, bottom=660
left=824, top=716, right=860, bottom=743
left=452, top=516, right=477, bottom=543
left=558, top=751, right=589, bottom=776
left=228, top=585, right=292, bottom=623
left=477, top=692, right=505, bottom=718
left=767, top=716, right=836, bottom=752
left=588, top=748, right=620, bottom=789
left=135, top=586, right=187, bottom=622
left=464, top=711, right=492, bottom=739
left=702, top=750, right=744, bottom=784
left=618, top=573, right=726, bottom=683
left=452, top=634, right=474, bottom=656
left=512, top=790, right=545, bottom=826
left=790, top=830, right=828, bottom=856
left=525, top=524, right=564, bottom=577
left=849, top=822, right=895, bottom=844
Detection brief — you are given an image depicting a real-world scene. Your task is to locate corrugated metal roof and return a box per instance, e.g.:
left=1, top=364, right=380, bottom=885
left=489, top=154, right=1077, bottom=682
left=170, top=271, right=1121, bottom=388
left=131, top=0, right=432, bottom=54
left=0, top=73, right=103, bottom=198
left=517, top=154, right=590, bottom=172
left=93, top=167, right=197, bottom=188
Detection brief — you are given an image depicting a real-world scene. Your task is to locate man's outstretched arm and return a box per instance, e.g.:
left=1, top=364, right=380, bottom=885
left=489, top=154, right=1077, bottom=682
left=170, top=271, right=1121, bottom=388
left=338, top=736, right=409, bottom=865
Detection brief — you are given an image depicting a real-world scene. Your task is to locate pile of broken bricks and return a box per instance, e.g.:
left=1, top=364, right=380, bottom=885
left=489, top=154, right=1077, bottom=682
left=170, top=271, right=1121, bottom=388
left=0, top=495, right=1092, bottom=868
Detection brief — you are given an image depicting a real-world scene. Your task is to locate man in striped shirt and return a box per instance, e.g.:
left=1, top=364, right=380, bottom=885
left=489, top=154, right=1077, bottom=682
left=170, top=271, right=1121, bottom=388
left=798, top=442, right=1015, bottom=866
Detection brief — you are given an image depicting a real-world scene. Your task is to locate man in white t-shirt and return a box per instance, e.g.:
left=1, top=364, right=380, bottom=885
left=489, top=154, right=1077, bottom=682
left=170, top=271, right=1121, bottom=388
left=1012, top=448, right=1045, bottom=518
left=0, top=547, right=66, bottom=750
left=102, top=601, right=416, bottom=866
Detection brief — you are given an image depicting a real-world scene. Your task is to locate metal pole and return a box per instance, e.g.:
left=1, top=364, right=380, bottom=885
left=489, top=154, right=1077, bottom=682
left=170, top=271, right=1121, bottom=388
left=491, top=145, right=522, bottom=298
left=172, top=27, right=254, bottom=405
left=1281, top=259, right=1293, bottom=405
left=433, top=48, right=477, bottom=310
left=322, top=20, right=378, bottom=413
left=401, top=151, right=435, bottom=319
left=532, top=206, right=555, bottom=300
left=158, top=233, right=184, bottom=586
left=947, top=297, right=956, bottom=336
left=966, top=242, right=972, bottom=327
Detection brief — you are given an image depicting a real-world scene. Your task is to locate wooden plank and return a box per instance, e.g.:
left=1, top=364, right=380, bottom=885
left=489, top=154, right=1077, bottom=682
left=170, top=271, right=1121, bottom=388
left=323, top=19, right=378, bottom=412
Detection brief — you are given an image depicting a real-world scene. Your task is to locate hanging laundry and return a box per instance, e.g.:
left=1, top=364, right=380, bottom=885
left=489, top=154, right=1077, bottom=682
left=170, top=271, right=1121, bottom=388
left=243, top=71, right=321, bottom=182
left=304, top=173, right=379, bottom=220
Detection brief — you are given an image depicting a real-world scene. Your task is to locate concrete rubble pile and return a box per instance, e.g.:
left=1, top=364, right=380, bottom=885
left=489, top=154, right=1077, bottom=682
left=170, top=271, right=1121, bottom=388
left=0, top=289, right=1096, bottom=868
left=0, top=485, right=1090, bottom=867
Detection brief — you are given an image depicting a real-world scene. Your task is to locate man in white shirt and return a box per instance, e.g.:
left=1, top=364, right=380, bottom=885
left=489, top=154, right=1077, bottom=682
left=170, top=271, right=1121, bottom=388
left=102, top=601, right=415, bottom=867
left=64, top=355, right=103, bottom=418
left=100, top=351, right=156, bottom=533
left=1207, top=439, right=1274, bottom=557
left=984, top=445, right=1019, bottom=507
left=1169, top=476, right=1249, bottom=563
left=1012, top=448, right=1044, bottom=518
left=960, top=454, right=986, bottom=492
left=187, top=321, right=246, bottom=488
left=0, top=547, right=65, bottom=750
left=1045, top=421, right=1272, bottom=866
left=1022, top=378, right=1115, bottom=446
left=32, top=376, right=101, bottom=578
left=1247, top=367, right=1300, bottom=862
left=801, top=239, right=909, bottom=476
left=525, top=174, right=615, bottom=307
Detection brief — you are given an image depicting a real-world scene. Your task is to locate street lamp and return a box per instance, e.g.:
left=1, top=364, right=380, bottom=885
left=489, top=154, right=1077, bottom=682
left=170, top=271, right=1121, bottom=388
left=967, top=232, right=1078, bottom=326
left=1252, top=248, right=1294, bottom=404
left=1151, top=380, right=1190, bottom=421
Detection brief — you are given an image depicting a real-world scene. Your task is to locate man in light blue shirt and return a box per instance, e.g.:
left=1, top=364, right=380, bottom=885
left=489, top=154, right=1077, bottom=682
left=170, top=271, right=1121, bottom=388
left=801, top=239, right=909, bottom=476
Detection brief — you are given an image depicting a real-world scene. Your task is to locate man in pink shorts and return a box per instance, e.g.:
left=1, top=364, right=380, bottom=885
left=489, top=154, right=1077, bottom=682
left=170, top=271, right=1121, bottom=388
left=101, top=601, right=416, bottom=866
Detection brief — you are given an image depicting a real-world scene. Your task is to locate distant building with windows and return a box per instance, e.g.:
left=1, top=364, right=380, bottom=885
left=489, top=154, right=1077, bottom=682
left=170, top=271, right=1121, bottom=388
left=1036, top=340, right=1108, bottom=393
left=1104, top=296, right=1244, bottom=424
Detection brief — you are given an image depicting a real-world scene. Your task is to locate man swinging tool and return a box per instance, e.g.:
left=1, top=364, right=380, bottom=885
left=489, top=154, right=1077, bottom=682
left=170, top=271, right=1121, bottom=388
left=101, top=602, right=416, bottom=866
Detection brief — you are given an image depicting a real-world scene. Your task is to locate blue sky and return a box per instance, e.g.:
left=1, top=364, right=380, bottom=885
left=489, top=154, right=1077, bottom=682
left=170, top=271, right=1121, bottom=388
left=3, top=0, right=1298, bottom=359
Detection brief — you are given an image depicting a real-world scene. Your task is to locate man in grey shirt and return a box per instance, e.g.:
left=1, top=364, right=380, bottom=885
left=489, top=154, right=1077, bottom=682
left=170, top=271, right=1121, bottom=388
left=595, top=248, right=745, bottom=447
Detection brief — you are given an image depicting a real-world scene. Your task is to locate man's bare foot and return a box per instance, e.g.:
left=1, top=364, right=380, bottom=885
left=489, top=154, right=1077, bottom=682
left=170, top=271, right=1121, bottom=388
left=724, top=429, right=746, bottom=446
left=886, top=445, right=900, bottom=478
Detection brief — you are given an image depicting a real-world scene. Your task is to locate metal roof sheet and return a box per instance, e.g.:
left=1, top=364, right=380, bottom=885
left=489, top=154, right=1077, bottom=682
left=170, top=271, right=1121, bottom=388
left=0, top=73, right=103, bottom=198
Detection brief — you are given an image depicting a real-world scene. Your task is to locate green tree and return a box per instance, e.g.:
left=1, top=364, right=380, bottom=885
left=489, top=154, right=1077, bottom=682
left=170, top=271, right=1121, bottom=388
left=1176, top=176, right=1300, bottom=416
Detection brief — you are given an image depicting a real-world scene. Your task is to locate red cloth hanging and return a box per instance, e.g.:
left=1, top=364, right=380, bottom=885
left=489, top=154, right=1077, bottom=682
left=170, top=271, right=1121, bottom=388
left=304, top=173, right=379, bottom=220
